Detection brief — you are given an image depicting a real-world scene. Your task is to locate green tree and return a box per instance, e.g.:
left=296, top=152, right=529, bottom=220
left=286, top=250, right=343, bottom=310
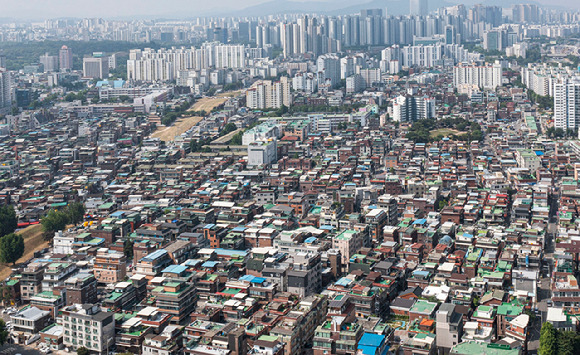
left=230, top=131, right=243, bottom=145
left=0, top=205, right=18, bottom=237
left=0, top=233, right=24, bottom=265
left=41, top=209, right=69, bottom=237
left=66, top=202, right=85, bottom=225
left=556, top=330, right=580, bottom=355
left=123, top=239, right=134, bottom=259
left=221, top=122, right=238, bottom=136
left=77, top=347, right=90, bottom=355
left=540, top=322, right=557, bottom=355
left=0, top=319, right=8, bottom=346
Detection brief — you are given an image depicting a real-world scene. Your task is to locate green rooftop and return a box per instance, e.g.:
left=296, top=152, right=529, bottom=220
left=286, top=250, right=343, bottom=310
left=410, top=300, right=437, bottom=314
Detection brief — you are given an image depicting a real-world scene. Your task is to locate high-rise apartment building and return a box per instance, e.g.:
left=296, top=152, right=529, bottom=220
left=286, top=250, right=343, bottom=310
left=40, top=53, right=59, bottom=72
left=554, top=78, right=580, bottom=130
left=59, top=45, right=73, bottom=71
left=453, top=62, right=503, bottom=91
left=246, top=78, right=292, bottom=109
left=83, top=57, right=109, bottom=79
left=392, top=95, right=435, bottom=122
left=317, top=54, right=340, bottom=89
left=0, top=70, right=12, bottom=115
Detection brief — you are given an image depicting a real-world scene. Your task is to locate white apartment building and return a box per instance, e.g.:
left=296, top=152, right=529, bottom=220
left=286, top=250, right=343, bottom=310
left=520, top=63, right=576, bottom=97
left=248, top=139, right=277, bottom=166
left=62, top=304, right=115, bottom=354
left=0, top=70, right=11, bottom=115
left=554, top=78, right=580, bottom=130
left=246, top=78, right=292, bottom=109
left=317, top=54, right=341, bottom=89
left=127, top=43, right=246, bottom=82
left=453, top=62, right=503, bottom=90
left=83, top=57, right=109, bottom=79
left=292, top=72, right=318, bottom=93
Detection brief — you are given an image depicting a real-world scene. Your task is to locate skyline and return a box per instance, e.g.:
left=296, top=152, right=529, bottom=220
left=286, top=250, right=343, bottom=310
left=1, top=0, right=580, bottom=20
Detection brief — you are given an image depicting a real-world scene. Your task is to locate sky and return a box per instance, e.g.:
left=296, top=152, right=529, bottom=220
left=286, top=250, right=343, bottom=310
left=1, top=0, right=578, bottom=20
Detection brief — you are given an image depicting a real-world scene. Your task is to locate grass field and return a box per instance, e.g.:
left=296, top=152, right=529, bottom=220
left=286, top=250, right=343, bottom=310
left=151, top=115, right=204, bottom=142
left=0, top=224, right=47, bottom=280
left=430, top=128, right=463, bottom=138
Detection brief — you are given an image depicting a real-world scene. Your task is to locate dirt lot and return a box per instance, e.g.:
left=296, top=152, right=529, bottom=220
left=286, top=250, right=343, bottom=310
left=217, top=90, right=242, bottom=98
left=191, top=97, right=229, bottom=112
left=151, top=115, right=204, bottom=142
left=0, top=224, right=47, bottom=280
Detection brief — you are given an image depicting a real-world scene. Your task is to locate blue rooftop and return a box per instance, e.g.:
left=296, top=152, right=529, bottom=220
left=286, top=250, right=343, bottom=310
left=214, top=248, right=248, bottom=257
left=413, top=219, right=427, bottom=225
left=304, top=236, right=317, bottom=244
left=359, top=333, right=386, bottom=348
left=162, top=264, right=187, bottom=274
left=239, top=275, right=266, bottom=284
left=335, top=277, right=352, bottom=287
left=202, top=261, right=219, bottom=268
left=141, top=249, right=167, bottom=262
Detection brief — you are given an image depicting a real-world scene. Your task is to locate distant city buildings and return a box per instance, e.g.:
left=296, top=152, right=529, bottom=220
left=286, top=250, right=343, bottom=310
left=410, top=0, right=429, bottom=16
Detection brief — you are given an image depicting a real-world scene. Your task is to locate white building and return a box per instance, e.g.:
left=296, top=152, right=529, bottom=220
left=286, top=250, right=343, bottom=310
left=392, top=95, right=435, bottom=122
left=127, top=43, right=246, bottom=83
left=83, top=57, right=109, bottom=79
left=53, top=230, right=74, bottom=254
left=453, top=62, right=503, bottom=90
left=317, top=54, right=341, bottom=89
left=554, top=78, right=580, bottom=130
left=62, top=304, right=115, bottom=354
left=242, top=121, right=282, bottom=145
left=0, top=70, right=11, bottom=115
left=248, top=139, right=277, bottom=166
left=346, top=74, right=365, bottom=94
left=40, top=53, right=59, bottom=72
left=292, top=72, right=318, bottom=93
left=246, top=78, right=292, bottom=109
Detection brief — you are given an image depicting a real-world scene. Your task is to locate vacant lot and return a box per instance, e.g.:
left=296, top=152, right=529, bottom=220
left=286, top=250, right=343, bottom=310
left=430, top=128, right=463, bottom=138
left=217, top=90, right=242, bottom=98
left=151, top=115, right=204, bottom=142
left=191, top=97, right=228, bottom=112
left=0, top=224, right=47, bottom=280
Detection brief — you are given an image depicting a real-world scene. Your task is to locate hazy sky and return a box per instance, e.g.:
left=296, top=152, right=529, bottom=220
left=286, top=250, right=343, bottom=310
left=1, top=0, right=578, bottom=19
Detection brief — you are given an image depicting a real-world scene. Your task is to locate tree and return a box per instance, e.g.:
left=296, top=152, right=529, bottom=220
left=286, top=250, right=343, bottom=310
left=0, top=205, right=18, bottom=237
left=540, top=322, right=557, bottom=355
left=66, top=202, right=85, bottom=225
left=230, top=131, right=243, bottom=145
left=0, top=233, right=24, bottom=265
left=123, top=239, right=134, bottom=259
left=0, top=319, right=8, bottom=346
left=77, top=347, right=90, bottom=355
left=41, top=209, right=69, bottom=237
left=556, top=330, right=580, bottom=355
left=220, top=123, right=238, bottom=136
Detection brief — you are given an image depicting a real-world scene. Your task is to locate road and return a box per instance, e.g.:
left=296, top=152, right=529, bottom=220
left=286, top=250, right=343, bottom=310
left=0, top=344, right=41, bottom=355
